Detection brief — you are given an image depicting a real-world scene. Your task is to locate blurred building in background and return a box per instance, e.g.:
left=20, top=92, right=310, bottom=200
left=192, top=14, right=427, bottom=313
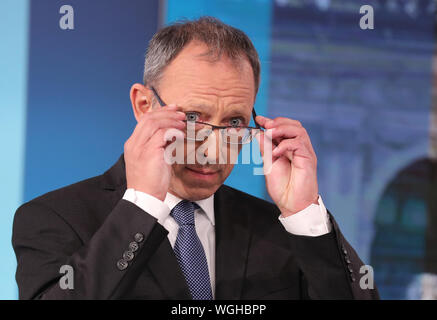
left=268, top=0, right=435, bottom=299
left=1, top=0, right=436, bottom=299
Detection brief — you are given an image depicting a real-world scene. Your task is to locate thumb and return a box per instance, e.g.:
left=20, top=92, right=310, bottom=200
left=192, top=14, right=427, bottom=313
left=255, top=129, right=275, bottom=159
left=255, top=129, right=275, bottom=176
left=255, top=130, right=265, bottom=158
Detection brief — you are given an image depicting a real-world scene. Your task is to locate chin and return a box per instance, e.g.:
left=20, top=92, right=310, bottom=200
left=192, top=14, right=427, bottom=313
left=170, top=178, right=222, bottom=201
left=170, top=165, right=231, bottom=200
left=186, top=190, right=216, bottom=201
left=181, top=184, right=221, bottom=201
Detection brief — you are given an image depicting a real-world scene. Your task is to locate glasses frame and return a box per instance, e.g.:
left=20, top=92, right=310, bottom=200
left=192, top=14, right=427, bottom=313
left=150, top=86, right=263, bottom=145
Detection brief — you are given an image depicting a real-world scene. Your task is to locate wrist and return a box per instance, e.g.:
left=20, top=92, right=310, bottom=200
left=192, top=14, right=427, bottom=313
left=280, top=195, right=320, bottom=218
left=127, top=184, right=166, bottom=202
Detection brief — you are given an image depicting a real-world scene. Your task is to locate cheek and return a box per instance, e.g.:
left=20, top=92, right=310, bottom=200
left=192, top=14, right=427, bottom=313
left=171, top=164, right=185, bottom=176
left=221, top=163, right=235, bottom=179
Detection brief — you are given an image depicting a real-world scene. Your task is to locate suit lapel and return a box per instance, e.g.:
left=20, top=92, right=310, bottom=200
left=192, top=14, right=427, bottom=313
left=147, top=238, right=192, bottom=299
left=101, top=154, right=191, bottom=299
left=215, top=186, right=252, bottom=300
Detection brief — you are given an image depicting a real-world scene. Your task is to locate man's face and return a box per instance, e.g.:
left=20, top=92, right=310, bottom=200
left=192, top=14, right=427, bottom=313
left=157, top=41, right=256, bottom=200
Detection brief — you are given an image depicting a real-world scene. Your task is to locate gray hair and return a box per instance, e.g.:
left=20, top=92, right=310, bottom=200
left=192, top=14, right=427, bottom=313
left=143, top=16, right=261, bottom=95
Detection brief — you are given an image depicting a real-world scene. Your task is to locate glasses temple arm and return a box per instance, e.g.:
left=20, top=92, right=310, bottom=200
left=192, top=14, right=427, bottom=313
left=150, top=86, right=166, bottom=107
left=252, top=108, right=261, bottom=129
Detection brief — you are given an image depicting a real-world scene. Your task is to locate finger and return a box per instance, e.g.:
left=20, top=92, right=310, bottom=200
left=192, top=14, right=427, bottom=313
left=269, top=124, right=307, bottom=141
left=134, top=118, right=186, bottom=146
left=255, top=115, right=272, bottom=128
left=163, top=103, right=185, bottom=111
left=140, top=107, right=186, bottom=123
left=148, top=127, right=184, bottom=150
left=133, top=108, right=186, bottom=139
left=272, top=138, right=312, bottom=159
left=270, top=125, right=316, bottom=157
left=264, top=117, right=303, bottom=130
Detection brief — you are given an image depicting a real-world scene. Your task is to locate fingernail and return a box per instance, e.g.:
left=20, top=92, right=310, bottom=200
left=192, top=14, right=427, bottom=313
left=168, top=104, right=177, bottom=108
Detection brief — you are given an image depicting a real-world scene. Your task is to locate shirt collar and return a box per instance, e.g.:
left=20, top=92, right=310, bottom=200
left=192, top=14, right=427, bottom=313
left=164, top=192, right=215, bottom=226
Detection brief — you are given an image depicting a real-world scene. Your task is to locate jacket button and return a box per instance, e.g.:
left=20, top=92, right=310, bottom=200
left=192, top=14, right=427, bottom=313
left=129, top=241, right=139, bottom=252
left=134, top=233, right=144, bottom=243
left=348, top=265, right=353, bottom=273
left=351, top=275, right=356, bottom=282
left=123, top=250, right=134, bottom=261
left=342, top=246, right=348, bottom=255
left=117, top=259, right=128, bottom=271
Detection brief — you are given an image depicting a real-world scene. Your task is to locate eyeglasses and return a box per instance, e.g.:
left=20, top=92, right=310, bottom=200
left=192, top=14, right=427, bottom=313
left=150, top=86, right=263, bottom=145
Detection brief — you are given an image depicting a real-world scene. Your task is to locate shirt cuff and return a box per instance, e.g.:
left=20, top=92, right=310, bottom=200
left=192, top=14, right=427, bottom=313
left=278, top=195, right=332, bottom=237
left=123, top=188, right=170, bottom=225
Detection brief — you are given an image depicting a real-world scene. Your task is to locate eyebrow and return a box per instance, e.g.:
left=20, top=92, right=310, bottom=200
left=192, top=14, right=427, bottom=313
left=185, top=102, right=248, bottom=115
left=184, top=103, right=251, bottom=122
left=182, top=102, right=215, bottom=113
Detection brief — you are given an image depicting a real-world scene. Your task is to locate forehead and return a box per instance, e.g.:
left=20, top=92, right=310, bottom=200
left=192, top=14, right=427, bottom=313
left=158, top=41, right=256, bottom=106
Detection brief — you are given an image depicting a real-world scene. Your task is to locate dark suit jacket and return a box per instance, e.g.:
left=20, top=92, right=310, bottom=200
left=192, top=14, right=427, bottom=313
left=12, top=155, right=379, bottom=300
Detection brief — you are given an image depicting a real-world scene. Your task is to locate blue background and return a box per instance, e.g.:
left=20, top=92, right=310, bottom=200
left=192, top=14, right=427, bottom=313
left=1, top=0, right=436, bottom=299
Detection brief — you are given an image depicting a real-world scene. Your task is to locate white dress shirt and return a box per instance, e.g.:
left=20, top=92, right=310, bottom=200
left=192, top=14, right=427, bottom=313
left=123, top=188, right=331, bottom=298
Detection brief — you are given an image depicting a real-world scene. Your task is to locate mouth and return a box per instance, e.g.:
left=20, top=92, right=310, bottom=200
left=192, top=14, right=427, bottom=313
left=185, top=166, right=219, bottom=180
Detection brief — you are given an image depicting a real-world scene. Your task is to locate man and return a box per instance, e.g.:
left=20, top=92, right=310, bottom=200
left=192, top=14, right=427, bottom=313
left=12, top=17, right=379, bottom=299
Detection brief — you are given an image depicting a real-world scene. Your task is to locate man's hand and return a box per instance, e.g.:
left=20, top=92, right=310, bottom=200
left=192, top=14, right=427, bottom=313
left=256, top=115, right=319, bottom=217
left=124, top=105, right=186, bottom=201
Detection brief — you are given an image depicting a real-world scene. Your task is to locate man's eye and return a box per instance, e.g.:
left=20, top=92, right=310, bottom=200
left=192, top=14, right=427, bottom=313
left=229, top=118, right=243, bottom=127
left=185, top=112, right=199, bottom=122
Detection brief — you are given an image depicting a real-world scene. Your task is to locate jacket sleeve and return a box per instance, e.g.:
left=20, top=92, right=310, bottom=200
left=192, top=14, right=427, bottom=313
left=289, top=212, right=380, bottom=300
left=12, top=199, right=168, bottom=300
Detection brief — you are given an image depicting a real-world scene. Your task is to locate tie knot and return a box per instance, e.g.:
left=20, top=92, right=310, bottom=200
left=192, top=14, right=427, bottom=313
left=171, top=200, right=198, bottom=226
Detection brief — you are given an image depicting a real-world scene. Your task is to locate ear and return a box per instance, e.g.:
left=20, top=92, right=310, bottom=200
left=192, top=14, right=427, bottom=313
left=129, top=83, right=153, bottom=122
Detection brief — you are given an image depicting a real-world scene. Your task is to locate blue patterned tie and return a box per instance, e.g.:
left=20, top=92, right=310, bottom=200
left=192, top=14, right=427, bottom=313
left=171, top=200, right=213, bottom=300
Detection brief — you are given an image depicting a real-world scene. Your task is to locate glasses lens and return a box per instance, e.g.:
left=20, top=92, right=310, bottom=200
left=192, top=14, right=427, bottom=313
left=222, top=127, right=253, bottom=145
left=185, top=121, right=212, bottom=142
left=185, top=122, right=256, bottom=145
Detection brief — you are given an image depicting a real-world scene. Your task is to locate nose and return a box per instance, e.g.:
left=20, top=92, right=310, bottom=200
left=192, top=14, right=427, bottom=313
left=201, top=130, right=221, bottom=164
left=200, top=130, right=240, bottom=165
